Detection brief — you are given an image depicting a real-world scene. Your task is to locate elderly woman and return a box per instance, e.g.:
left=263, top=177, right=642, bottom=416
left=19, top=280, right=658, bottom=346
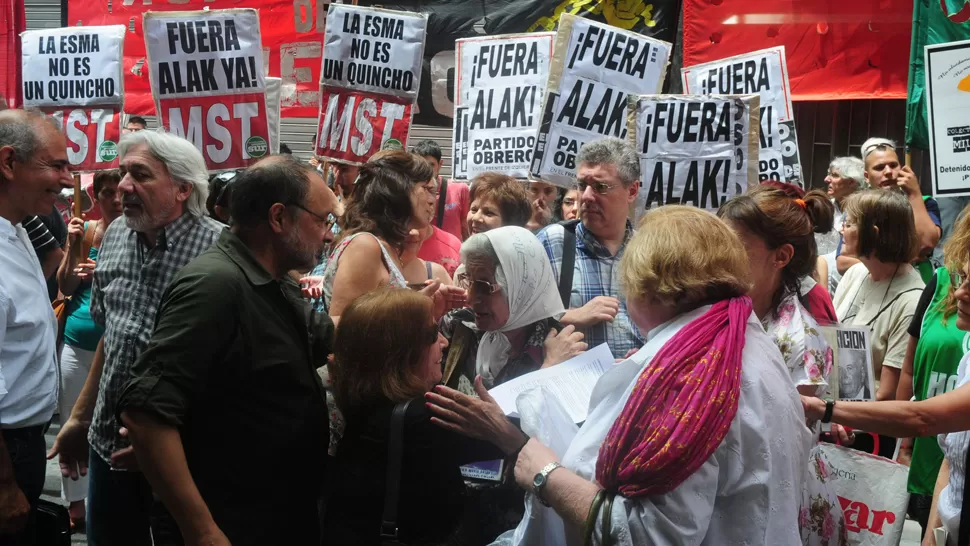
left=428, top=206, right=811, bottom=545
left=441, top=226, right=587, bottom=394
left=323, top=289, right=528, bottom=545
left=802, top=253, right=970, bottom=543
left=718, top=184, right=837, bottom=395
left=817, top=156, right=867, bottom=294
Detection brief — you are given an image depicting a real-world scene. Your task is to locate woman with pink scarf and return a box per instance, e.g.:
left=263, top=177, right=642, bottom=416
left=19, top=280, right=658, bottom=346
left=426, top=206, right=813, bottom=545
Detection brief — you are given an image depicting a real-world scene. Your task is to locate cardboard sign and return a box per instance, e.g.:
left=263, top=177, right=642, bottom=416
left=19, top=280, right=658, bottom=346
left=681, top=46, right=803, bottom=186
left=45, top=107, right=122, bottom=172
left=266, top=76, right=282, bottom=155
left=21, top=26, right=126, bottom=109
left=144, top=9, right=271, bottom=170
left=628, top=94, right=759, bottom=213
left=452, top=32, right=554, bottom=180
left=315, top=5, right=426, bottom=165
left=925, top=39, right=970, bottom=198
left=530, top=14, right=672, bottom=188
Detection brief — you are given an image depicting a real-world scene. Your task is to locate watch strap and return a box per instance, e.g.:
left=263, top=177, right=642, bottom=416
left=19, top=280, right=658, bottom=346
left=534, top=462, right=562, bottom=506
left=822, top=400, right=835, bottom=424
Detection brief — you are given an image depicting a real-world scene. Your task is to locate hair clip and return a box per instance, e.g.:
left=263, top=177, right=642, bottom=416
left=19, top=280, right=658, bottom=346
left=794, top=199, right=807, bottom=209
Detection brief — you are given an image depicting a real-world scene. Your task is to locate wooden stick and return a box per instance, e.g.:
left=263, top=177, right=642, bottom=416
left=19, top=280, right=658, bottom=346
left=72, top=173, right=83, bottom=261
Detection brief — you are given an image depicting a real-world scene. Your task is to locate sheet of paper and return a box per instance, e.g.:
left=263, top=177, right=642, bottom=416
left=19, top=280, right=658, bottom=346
left=488, top=342, right=613, bottom=423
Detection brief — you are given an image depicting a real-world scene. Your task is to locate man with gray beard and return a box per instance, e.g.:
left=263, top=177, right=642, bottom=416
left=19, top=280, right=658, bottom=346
left=117, top=155, right=337, bottom=546
left=47, top=129, right=223, bottom=546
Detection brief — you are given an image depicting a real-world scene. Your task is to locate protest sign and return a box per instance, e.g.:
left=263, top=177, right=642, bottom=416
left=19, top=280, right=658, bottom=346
left=21, top=26, right=126, bottom=172
left=452, top=33, right=554, bottom=180
left=530, top=14, right=672, bottom=187
left=681, top=46, right=803, bottom=186
left=925, top=39, right=970, bottom=198
left=144, top=9, right=271, bottom=170
left=820, top=325, right=876, bottom=402
left=266, top=77, right=282, bottom=155
left=628, top=94, right=759, bottom=213
left=21, top=26, right=125, bottom=109
left=315, top=5, right=426, bottom=165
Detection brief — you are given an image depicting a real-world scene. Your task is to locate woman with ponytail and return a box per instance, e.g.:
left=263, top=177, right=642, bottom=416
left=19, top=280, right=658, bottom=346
left=718, top=183, right=837, bottom=396
left=426, top=206, right=811, bottom=545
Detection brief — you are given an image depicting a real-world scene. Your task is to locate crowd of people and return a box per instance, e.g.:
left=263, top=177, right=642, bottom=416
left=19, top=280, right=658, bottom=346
left=4, top=102, right=970, bottom=546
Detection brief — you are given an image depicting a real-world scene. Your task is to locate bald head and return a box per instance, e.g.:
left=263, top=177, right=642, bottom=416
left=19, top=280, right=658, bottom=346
left=230, top=154, right=330, bottom=228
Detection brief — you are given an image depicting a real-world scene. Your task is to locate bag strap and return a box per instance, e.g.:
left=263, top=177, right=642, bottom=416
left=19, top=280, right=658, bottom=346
left=380, top=399, right=413, bottom=541
left=558, top=220, right=580, bottom=308
left=863, top=288, right=923, bottom=327
left=80, top=220, right=96, bottom=260
left=435, top=178, right=448, bottom=229
left=600, top=492, right=615, bottom=546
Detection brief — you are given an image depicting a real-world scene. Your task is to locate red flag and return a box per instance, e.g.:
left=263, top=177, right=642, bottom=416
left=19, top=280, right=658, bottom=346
left=0, top=0, right=25, bottom=108
left=683, top=0, right=912, bottom=101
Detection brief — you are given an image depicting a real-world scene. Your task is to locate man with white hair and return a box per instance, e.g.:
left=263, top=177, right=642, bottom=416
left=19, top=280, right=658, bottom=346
left=0, top=109, right=72, bottom=544
left=48, top=129, right=223, bottom=545
left=536, top=137, right=642, bottom=359
left=836, top=138, right=942, bottom=283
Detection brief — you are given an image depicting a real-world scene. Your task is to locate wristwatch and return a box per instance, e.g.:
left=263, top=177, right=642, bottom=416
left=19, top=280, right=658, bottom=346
left=533, top=462, right=563, bottom=507
left=822, top=400, right=835, bottom=423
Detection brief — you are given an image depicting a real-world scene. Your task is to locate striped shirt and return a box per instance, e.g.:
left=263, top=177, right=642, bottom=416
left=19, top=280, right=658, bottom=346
left=21, top=215, right=58, bottom=254
left=89, top=213, right=223, bottom=466
left=536, top=221, right=642, bottom=359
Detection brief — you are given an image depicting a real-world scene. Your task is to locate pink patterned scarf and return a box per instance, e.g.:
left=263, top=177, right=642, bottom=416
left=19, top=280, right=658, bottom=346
left=595, top=297, right=752, bottom=498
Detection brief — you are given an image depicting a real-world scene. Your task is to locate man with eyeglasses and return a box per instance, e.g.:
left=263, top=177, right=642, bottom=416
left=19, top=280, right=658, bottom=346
left=835, top=138, right=942, bottom=283
left=47, top=129, right=223, bottom=545
left=535, top=137, right=643, bottom=359
left=115, top=155, right=337, bottom=546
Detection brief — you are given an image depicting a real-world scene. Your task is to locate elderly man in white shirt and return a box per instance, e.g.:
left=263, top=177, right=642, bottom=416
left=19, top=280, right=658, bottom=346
left=0, top=109, right=73, bottom=542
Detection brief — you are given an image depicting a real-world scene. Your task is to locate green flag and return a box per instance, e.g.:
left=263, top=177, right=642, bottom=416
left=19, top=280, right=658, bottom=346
left=906, top=0, right=970, bottom=150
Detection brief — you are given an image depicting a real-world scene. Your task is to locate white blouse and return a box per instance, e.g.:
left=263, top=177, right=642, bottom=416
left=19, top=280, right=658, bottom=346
left=939, top=352, right=970, bottom=539
left=495, top=306, right=813, bottom=546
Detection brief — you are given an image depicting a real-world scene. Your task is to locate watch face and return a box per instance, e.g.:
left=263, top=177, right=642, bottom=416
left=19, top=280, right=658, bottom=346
left=533, top=473, right=545, bottom=489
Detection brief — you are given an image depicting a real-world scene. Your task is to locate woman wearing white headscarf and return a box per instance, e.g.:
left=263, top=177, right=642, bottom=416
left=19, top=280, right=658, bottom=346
left=438, top=226, right=587, bottom=542
left=440, top=226, right=588, bottom=394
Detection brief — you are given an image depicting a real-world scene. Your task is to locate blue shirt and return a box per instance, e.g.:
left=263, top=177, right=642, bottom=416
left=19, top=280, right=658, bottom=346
left=536, top=221, right=642, bottom=359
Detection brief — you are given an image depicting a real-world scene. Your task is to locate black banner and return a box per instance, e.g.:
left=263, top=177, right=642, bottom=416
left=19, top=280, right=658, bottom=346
left=361, top=0, right=680, bottom=126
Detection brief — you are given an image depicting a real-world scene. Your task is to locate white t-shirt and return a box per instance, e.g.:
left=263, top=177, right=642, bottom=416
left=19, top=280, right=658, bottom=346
left=833, top=263, right=924, bottom=386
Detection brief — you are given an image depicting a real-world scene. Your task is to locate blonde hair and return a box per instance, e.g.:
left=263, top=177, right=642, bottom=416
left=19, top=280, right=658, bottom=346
left=620, top=206, right=749, bottom=310
left=940, top=204, right=970, bottom=322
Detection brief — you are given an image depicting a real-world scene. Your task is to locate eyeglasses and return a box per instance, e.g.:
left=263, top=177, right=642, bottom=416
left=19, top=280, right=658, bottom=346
left=576, top=180, right=621, bottom=195
left=953, top=272, right=969, bottom=291
left=456, top=273, right=501, bottom=296
left=288, top=203, right=338, bottom=231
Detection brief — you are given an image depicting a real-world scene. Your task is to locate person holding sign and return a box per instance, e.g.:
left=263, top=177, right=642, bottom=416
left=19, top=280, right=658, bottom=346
left=833, top=190, right=925, bottom=457
left=427, top=206, right=810, bottom=545
left=537, top=138, right=642, bottom=360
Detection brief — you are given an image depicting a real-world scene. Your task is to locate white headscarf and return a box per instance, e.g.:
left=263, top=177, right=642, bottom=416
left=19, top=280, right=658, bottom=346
left=469, top=226, right=565, bottom=385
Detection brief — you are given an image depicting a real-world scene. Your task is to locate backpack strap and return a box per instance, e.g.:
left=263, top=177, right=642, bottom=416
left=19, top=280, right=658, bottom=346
left=80, top=220, right=96, bottom=260
left=380, top=399, right=413, bottom=543
left=435, top=178, right=448, bottom=229
left=558, top=220, right=580, bottom=308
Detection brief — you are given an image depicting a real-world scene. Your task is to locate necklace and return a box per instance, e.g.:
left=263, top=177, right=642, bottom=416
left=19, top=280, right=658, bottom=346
left=843, top=263, right=900, bottom=325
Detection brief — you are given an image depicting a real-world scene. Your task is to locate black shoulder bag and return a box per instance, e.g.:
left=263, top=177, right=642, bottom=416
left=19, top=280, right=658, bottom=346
left=558, top=220, right=581, bottom=308
left=435, top=179, right=448, bottom=229
left=381, top=399, right=413, bottom=546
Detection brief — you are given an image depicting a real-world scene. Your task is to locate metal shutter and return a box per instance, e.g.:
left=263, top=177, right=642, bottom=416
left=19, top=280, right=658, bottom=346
left=408, top=124, right=454, bottom=178
left=24, top=0, right=62, bottom=30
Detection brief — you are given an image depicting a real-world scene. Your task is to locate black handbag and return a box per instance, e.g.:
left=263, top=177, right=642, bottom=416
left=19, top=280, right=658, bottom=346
left=380, top=400, right=413, bottom=546
left=35, top=498, right=71, bottom=546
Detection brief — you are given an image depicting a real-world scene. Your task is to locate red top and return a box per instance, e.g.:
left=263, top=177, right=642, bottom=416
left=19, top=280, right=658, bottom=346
left=804, top=283, right=838, bottom=326
left=437, top=179, right=469, bottom=243
left=418, top=226, right=462, bottom=277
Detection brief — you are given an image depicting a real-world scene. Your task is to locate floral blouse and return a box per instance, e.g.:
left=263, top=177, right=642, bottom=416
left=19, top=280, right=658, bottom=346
left=763, top=292, right=835, bottom=397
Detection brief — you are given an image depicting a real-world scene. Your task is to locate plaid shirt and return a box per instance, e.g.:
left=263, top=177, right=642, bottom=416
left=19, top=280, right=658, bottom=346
left=536, top=221, right=642, bottom=359
left=89, top=213, right=223, bottom=465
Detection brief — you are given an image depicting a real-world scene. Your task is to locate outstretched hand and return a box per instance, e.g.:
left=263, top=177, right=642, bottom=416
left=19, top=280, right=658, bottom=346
left=425, top=377, right=526, bottom=455
left=418, top=280, right=466, bottom=320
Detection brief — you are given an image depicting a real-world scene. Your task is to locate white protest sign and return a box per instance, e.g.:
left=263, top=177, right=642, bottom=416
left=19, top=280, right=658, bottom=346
left=266, top=76, right=281, bottom=155
left=629, top=94, right=760, bottom=212
left=144, top=9, right=271, bottom=170
left=453, top=33, right=554, bottom=180
left=321, top=5, right=427, bottom=101
left=531, top=14, right=672, bottom=188
left=315, top=4, right=426, bottom=166
left=925, top=39, right=970, bottom=198
left=681, top=46, right=803, bottom=186
left=21, top=25, right=125, bottom=109
left=820, top=325, right=876, bottom=402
